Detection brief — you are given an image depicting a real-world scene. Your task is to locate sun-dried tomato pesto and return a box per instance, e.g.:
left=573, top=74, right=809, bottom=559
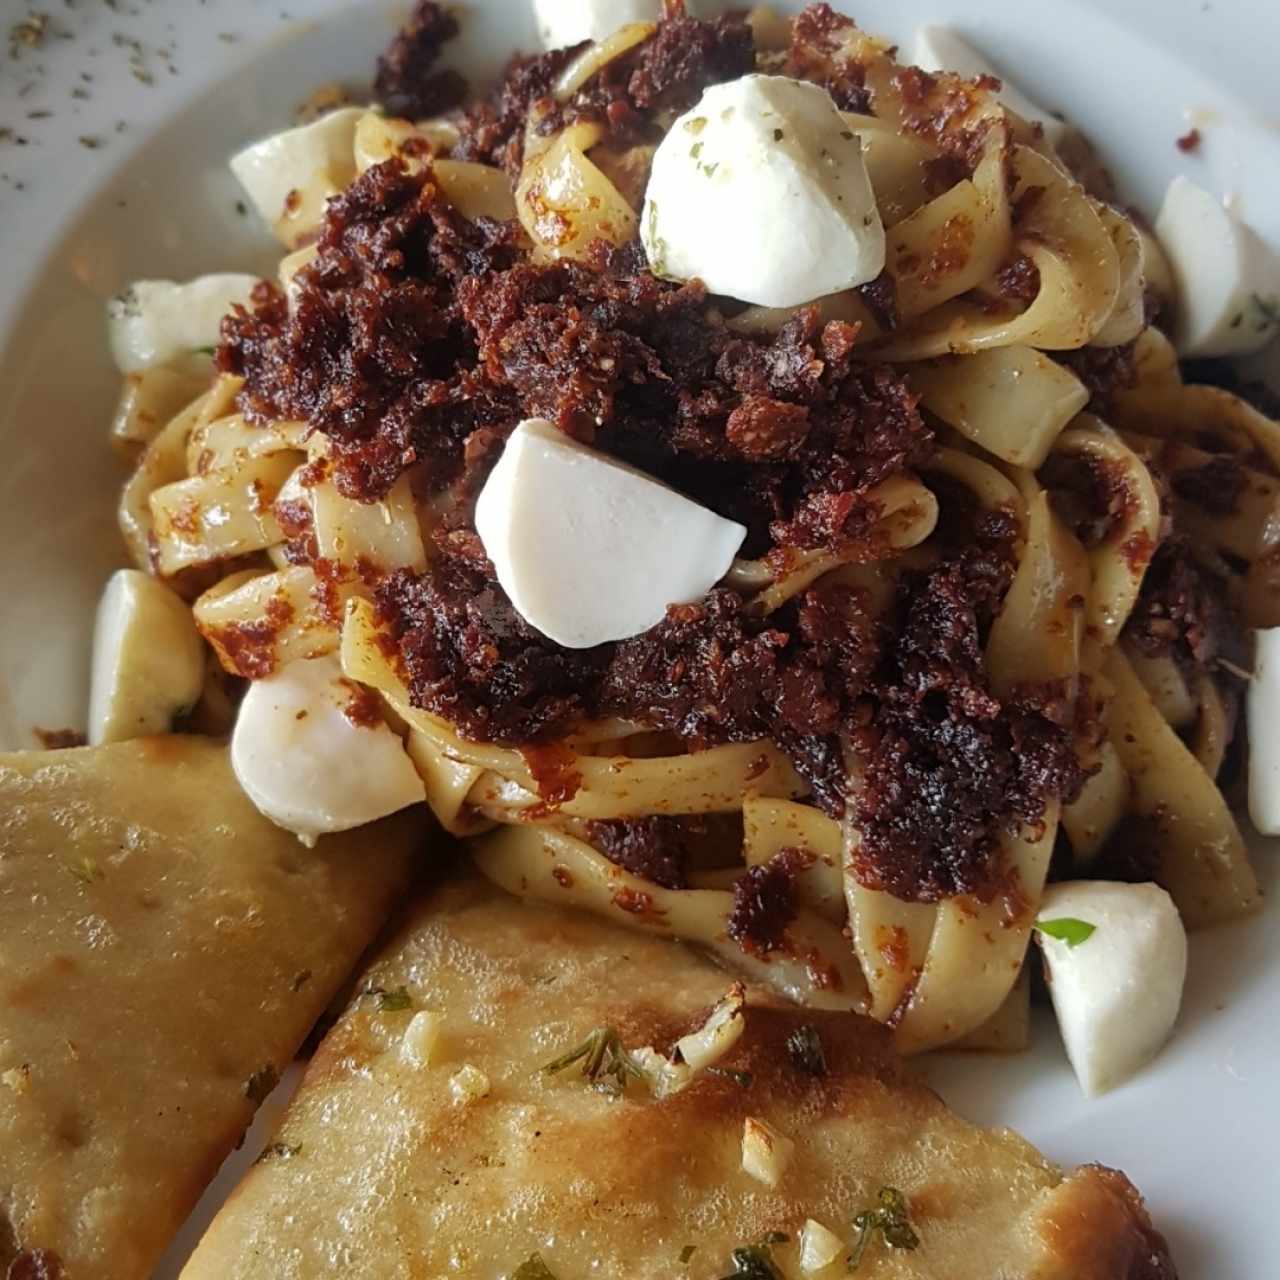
left=1123, top=537, right=1245, bottom=677
left=216, top=3, right=1103, bottom=906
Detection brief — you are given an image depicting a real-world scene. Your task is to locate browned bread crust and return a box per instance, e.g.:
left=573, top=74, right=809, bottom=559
left=182, top=877, right=1175, bottom=1279
left=0, top=737, right=421, bottom=1279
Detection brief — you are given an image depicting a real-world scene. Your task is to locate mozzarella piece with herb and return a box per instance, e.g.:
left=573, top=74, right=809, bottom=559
left=88, top=569, right=206, bottom=745
left=1155, top=176, right=1280, bottom=357
left=231, top=654, right=425, bottom=843
left=106, top=275, right=257, bottom=372
left=641, top=74, right=886, bottom=308
left=1035, top=882, right=1187, bottom=1097
left=532, top=0, right=662, bottom=49
left=230, top=106, right=363, bottom=247
left=474, top=418, right=746, bottom=649
left=1248, top=627, right=1280, bottom=833
left=912, top=27, right=1070, bottom=148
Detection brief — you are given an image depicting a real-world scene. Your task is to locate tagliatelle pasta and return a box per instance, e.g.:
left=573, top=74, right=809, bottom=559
left=107, top=2, right=1274, bottom=1060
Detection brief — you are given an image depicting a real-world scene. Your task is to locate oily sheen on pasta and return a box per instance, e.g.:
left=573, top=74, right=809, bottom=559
left=116, top=2, right=1267, bottom=1055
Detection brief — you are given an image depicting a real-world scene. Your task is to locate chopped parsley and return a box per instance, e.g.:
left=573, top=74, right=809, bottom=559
left=785, top=1024, right=827, bottom=1076
left=541, top=1026, right=648, bottom=1098
left=1251, top=293, right=1280, bottom=332
left=361, top=984, right=414, bottom=1012
left=193, top=345, right=217, bottom=356
left=1034, top=917, right=1096, bottom=949
left=848, top=1186, right=920, bottom=1269
left=513, top=1254, right=559, bottom=1280
left=66, top=856, right=103, bottom=885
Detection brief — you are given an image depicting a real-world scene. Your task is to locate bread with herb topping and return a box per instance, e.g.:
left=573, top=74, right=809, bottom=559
left=181, top=877, right=1175, bottom=1279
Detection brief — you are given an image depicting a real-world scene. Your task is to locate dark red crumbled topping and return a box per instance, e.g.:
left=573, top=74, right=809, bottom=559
left=586, top=816, right=692, bottom=890
left=847, top=522, right=1090, bottom=902
left=1040, top=450, right=1140, bottom=548
left=222, top=5, right=1104, bottom=906
left=1175, top=127, right=1201, bottom=153
left=374, top=0, right=468, bottom=120
left=995, top=253, right=1041, bottom=305
left=1170, top=455, right=1247, bottom=518
left=1123, top=537, right=1243, bottom=675
left=727, top=849, right=805, bottom=955
left=444, top=4, right=753, bottom=178
left=783, top=3, right=872, bottom=114
left=1056, top=341, right=1139, bottom=415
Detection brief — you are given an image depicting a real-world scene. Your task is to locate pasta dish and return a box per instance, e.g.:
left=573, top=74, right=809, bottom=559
left=104, top=6, right=1270, bottom=1065
left=12, top=1, right=1280, bottom=1276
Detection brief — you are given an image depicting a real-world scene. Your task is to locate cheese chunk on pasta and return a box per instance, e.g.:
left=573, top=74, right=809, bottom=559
left=1155, top=175, right=1280, bottom=357
left=1036, top=882, right=1187, bottom=1097
left=181, top=879, right=1176, bottom=1280
left=0, top=737, right=420, bottom=1280
left=231, top=654, right=426, bottom=842
left=88, top=568, right=205, bottom=745
left=474, top=418, right=746, bottom=648
left=533, top=0, right=662, bottom=49
left=642, top=75, right=886, bottom=307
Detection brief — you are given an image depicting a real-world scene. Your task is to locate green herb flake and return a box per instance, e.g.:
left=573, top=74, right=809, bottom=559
left=785, top=1024, right=827, bottom=1077
left=1251, top=293, right=1280, bottom=331
left=540, top=1026, right=648, bottom=1099
left=66, top=856, right=103, bottom=885
left=376, top=985, right=413, bottom=1013
left=1034, top=917, right=1097, bottom=949
left=645, top=200, right=675, bottom=281
left=254, top=1141, right=301, bottom=1164
left=848, top=1186, right=920, bottom=1270
left=683, top=115, right=708, bottom=135
left=702, top=161, right=719, bottom=177
left=513, top=1253, right=559, bottom=1280
left=773, top=128, right=784, bottom=142
left=245, top=1064, right=280, bottom=1104
left=690, top=141, right=703, bottom=159
left=193, top=345, right=217, bottom=356
left=679, top=1244, right=698, bottom=1264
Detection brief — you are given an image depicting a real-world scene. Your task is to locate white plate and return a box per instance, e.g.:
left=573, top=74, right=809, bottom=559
left=1, top=3, right=1277, bottom=1277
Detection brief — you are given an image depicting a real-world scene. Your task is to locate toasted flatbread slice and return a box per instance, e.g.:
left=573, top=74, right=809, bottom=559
left=182, top=878, right=1175, bottom=1280
left=0, top=737, right=424, bottom=1280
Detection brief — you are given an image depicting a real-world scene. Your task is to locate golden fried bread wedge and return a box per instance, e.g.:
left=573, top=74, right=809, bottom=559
left=182, top=878, right=1175, bottom=1280
left=0, top=737, right=423, bottom=1280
